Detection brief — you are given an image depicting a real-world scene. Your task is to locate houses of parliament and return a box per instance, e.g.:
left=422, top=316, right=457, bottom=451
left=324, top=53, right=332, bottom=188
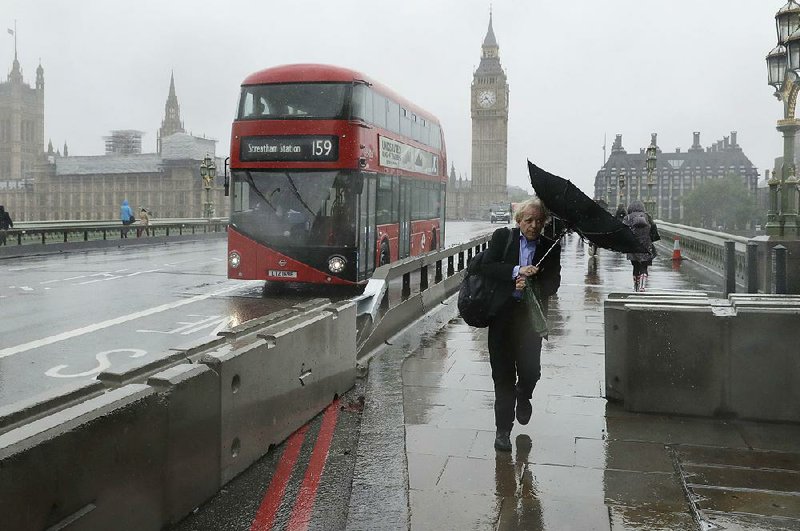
left=0, top=43, right=225, bottom=221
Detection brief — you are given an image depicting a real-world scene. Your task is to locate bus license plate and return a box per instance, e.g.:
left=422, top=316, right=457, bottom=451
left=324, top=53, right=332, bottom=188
left=268, top=270, right=297, bottom=278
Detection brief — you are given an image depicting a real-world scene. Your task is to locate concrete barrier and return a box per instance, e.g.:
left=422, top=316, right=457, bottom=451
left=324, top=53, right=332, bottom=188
left=0, top=299, right=358, bottom=530
left=623, top=304, right=729, bottom=417
left=202, top=301, right=357, bottom=484
left=148, top=364, right=221, bottom=525
left=605, top=293, right=800, bottom=422
left=0, top=385, right=168, bottom=531
left=728, top=305, right=800, bottom=422
left=603, top=292, right=710, bottom=402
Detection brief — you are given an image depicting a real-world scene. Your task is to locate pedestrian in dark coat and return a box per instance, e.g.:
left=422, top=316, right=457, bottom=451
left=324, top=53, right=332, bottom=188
left=0, top=205, right=12, bottom=246
left=623, top=200, right=656, bottom=291
left=477, top=198, right=562, bottom=452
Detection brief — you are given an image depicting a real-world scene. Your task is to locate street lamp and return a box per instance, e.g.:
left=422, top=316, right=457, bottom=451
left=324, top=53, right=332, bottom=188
left=765, top=1, right=800, bottom=238
left=199, top=153, right=216, bottom=219
left=617, top=170, right=626, bottom=210
left=645, top=141, right=657, bottom=217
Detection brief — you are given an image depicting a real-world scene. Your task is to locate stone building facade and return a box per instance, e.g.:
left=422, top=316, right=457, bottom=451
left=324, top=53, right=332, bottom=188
left=0, top=58, right=226, bottom=221
left=0, top=45, right=45, bottom=219
left=34, top=133, right=222, bottom=220
left=593, top=132, right=759, bottom=223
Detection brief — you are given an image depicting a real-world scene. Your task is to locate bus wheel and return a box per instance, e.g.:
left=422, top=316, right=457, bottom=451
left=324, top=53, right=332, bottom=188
left=430, top=229, right=438, bottom=250
left=379, top=241, right=390, bottom=266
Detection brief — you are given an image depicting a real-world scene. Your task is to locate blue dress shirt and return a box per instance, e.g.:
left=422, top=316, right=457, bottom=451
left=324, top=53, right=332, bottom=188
left=512, top=234, right=538, bottom=299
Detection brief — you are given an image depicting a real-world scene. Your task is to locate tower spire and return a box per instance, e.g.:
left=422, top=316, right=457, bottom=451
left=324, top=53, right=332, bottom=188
left=158, top=70, right=185, bottom=152
left=7, top=21, right=22, bottom=84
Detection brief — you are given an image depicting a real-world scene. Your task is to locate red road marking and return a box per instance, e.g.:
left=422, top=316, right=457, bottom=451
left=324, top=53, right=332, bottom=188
left=250, top=425, right=309, bottom=531
left=286, top=400, right=341, bottom=531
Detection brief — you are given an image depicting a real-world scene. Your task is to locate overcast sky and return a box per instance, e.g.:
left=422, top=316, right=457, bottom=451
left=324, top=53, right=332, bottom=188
left=5, top=0, right=782, bottom=194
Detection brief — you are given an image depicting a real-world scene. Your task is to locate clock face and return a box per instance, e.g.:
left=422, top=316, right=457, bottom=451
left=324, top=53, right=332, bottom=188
left=478, top=90, right=496, bottom=108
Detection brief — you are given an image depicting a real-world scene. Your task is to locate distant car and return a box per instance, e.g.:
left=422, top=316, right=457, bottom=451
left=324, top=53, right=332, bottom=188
left=490, top=210, right=510, bottom=224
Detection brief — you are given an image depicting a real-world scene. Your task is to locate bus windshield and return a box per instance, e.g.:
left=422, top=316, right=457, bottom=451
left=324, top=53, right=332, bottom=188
left=230, top=170, right=358, bottom=247
left=238, top=83, right=349, bottom=120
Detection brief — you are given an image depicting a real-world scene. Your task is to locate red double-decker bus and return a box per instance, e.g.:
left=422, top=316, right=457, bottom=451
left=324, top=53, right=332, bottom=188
left=227, top=64, right=447, bottom=287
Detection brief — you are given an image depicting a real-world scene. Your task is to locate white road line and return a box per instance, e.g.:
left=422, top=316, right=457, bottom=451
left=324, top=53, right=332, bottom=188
left=41, top=274, right=92, bottom=285
left=125, top=269, right=163, bottom=277
left=0, top=283, right=242, bottom=359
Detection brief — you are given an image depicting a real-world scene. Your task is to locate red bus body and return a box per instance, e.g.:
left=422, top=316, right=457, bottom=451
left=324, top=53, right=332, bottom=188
left=227, top=64, right=447, bottom=286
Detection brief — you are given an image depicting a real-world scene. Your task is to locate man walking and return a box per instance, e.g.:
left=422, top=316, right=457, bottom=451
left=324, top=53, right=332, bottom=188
left=477, top=198, right=562, bottom=451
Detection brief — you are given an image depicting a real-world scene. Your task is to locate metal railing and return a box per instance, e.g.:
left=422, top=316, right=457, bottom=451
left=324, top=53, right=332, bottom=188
left=0, top=218, right=228, bottom=255
left=356, top=232, right=492, bottom=357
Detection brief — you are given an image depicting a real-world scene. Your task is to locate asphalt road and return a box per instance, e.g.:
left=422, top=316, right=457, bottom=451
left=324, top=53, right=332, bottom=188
left=0, top=222, right=495, bottom=408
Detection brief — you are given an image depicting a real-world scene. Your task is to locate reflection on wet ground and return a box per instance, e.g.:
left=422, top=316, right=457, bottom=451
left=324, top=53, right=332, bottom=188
left=401, top=234, right=800, bottom=530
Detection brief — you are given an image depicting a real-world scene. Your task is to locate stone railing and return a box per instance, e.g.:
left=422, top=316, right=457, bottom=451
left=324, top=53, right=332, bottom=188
left=656, top=221, right=750, bottom=288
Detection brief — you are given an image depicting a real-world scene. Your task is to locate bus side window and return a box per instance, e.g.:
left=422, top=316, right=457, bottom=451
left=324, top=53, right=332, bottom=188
left=373, top=92, right=387, bottom=129
left=351, top=84, right=366, bottom=120
left=387, top=100, right=400, bottom=133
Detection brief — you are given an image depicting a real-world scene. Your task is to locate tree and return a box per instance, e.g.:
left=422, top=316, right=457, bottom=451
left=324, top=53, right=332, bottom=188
left=682, top=175, right=759, bottom=230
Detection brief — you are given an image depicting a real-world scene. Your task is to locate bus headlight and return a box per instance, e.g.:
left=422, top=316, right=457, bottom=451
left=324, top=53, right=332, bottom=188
left=328, top=255, right=346, bottom=273
left=229, top=251, right=241, bottom=269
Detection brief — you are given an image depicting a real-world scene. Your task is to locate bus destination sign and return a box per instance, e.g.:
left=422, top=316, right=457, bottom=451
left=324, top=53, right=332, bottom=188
left=240, top=136, right=339, bottom=162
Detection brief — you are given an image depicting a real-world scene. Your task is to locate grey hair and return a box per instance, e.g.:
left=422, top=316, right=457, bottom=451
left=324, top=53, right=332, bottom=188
left=514, top=197, right=551, bottom=224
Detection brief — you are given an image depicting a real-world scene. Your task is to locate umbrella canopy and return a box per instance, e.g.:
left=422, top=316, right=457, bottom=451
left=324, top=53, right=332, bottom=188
left=527, top=160, right=648, bottom=254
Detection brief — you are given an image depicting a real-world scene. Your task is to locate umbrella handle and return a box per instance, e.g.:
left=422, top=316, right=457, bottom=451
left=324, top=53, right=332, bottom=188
left=533, top=227, right=569, bottom=268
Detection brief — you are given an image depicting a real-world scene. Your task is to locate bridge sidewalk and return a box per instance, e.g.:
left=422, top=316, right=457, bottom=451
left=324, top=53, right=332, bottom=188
left=350, top=235, right=800, bottom=531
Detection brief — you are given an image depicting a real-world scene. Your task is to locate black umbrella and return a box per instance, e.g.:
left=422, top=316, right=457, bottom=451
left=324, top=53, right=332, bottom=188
left=527, top=160, right=647, bottom=254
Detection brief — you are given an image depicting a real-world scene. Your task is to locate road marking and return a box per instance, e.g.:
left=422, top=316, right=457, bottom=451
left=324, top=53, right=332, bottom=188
left=41, top=274, right=92, bottom=284
left=286, top=400, right=340, bottom=531
left=250, top=425, right=309, bottom=531
left=45, top=348, right=147, bottom=378
left=125, top=268, right=163, bottom=277
left=137, top=315, right=227, bottom=335
left=0, top=283, right=242, bottom=359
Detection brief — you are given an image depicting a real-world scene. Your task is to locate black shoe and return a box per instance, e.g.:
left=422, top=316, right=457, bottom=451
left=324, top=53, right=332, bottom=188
left=516, top=397, right=532, bottom=425
left=494, top=430, right=512, bottom=452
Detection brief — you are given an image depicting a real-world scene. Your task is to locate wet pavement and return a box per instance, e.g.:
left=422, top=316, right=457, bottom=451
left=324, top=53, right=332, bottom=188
left=359, top=234, right=800, bottom=530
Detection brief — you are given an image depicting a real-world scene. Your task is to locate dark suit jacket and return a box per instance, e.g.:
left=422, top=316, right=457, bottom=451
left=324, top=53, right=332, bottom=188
left=479, top=227, right=561, bottom=304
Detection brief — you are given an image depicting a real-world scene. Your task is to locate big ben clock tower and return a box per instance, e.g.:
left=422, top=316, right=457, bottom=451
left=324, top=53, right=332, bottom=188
left=470, top=11, right=509, bottom=217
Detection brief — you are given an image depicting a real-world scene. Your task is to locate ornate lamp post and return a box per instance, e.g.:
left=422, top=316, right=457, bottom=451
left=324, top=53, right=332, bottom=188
left=645, top=141, right=657, bottom=216
left=766, top=1, right=800, bottom=238
left=617, top=170, right=626, bottom=211
left=199, top=153, right=216, bottom=219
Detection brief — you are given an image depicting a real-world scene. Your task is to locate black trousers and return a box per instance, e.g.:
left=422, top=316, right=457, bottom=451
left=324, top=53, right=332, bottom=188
left=488, top=298, right=543, bottom=432
left=631, top=261, right=649, bottom=276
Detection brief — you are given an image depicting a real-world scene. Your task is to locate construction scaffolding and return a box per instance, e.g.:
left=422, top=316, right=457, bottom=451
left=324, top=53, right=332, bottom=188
left=104, top=130, right=144, bottom=155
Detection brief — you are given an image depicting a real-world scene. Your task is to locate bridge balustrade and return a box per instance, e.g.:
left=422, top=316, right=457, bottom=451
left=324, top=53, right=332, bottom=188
left=657, top=221, right=750, bottom=289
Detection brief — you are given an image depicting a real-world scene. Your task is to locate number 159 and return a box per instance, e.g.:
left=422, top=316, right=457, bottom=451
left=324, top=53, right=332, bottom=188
left=313, top=140, right=332, bottom=156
